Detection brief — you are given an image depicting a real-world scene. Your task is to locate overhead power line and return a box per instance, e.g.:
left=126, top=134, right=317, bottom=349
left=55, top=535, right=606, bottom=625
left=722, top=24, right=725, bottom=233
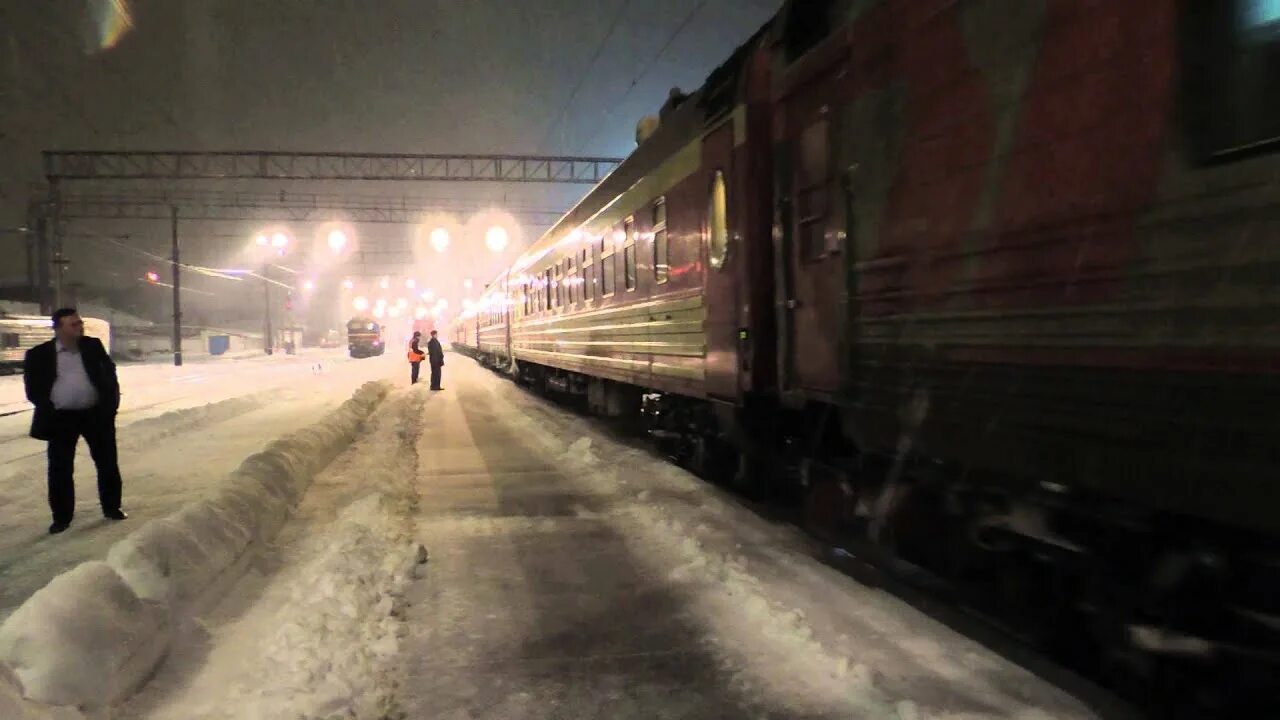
left=580, top=0, right=709, bottom=151
left=536, top=0, right=632, bottom=153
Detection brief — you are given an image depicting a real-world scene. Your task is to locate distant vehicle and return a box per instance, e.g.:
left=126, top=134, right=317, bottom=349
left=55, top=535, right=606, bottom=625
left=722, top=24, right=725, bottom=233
left=318, top=329, right=341, bottom=349
left=411, top=317, right=437, bottom=339
left=345, top=317, right=385, bottom=358
left=1, top=314, right=110, bottom=374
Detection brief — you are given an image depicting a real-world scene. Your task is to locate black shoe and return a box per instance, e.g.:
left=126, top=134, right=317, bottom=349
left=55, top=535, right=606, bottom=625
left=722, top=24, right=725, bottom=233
left=103, top=509, right=128, bottom=521
left=49, top=522, right=70, bottom=535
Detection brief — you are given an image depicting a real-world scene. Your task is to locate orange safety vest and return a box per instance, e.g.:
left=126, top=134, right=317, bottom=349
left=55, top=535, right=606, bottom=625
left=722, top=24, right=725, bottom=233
left=407, top=342, right=425, bottom=363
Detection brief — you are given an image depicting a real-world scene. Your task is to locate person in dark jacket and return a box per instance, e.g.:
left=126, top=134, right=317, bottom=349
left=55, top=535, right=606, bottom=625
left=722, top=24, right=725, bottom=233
left=408, top=331, right=424, bottom=384
left=426, top=330, right=444, bottom=390
left=23, top=308, right=128, bottom=534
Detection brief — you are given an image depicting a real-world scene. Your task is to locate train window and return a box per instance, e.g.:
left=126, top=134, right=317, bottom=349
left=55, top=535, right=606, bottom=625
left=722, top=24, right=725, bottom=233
left=602, top=246, right=616, bottom=296
left=653, top=198, right=668, bottom=284
left=544, top=269, right=553, bottom=311
left=568, top=255, right=579, bottom=305
left=708, top=170, right=729, bottom=270
left=623, top=217, right=637, bottom=291
left=1185, top=0, right=1280, bottom=160
left=0, top=332, right=17, bottom=349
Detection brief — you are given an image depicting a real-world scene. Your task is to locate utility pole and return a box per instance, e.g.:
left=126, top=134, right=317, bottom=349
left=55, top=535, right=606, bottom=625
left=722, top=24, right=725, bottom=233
left=263, top=263, right=273, bottom=354
left=171, top=206, right=183, bottom=366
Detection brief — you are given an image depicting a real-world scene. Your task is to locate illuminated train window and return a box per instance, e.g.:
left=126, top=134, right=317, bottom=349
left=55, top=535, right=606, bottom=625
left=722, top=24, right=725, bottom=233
left=602, top=235, right=616, bottom=296
left=623, top=217, right=637, bottom=291
left=1184, top=0, right=1280, bottom=160
left=708, top=170, right=729, bottom=270
left=653, top=198, right=668, bottom=284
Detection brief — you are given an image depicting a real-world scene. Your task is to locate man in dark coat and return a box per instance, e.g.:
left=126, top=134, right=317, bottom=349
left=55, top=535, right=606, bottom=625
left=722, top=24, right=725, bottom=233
left=408, top=331, right=424, bottom=384
left=23, top=308, right=128, bottom=534
left=426, top=330, right=444, bottom=391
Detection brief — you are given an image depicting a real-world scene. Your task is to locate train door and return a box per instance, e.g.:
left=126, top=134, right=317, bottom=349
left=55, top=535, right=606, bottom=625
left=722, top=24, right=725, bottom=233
left=778, top=105, right=843, bottom=396
left=702, top=121, right=740, bottom=402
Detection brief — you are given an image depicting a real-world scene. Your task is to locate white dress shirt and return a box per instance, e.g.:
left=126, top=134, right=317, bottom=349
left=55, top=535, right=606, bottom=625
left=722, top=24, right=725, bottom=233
left=50, top=340, right=100, bottom=410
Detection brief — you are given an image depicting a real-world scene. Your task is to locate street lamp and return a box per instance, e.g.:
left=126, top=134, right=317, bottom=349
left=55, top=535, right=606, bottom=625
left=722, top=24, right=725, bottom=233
left=378, top=277, right=390, bottom=290
left=353, top=295, right=370, bottom=312
left=462, top=278, right=473, bottom=290
left=430, top=227, right=450, bottom=253
left=405, top=278, right=416, bottom=289
left=342, top=278, right=355, bottom=290
left=485, top=226, right=509, bottom=253
left=327, top=229, right=348, bottom=254
left=302, top=278, right=315, bottom=292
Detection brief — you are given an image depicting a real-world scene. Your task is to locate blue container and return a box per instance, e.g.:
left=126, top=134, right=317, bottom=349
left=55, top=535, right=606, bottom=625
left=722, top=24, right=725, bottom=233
left=208, top=335, right=231, bottom=356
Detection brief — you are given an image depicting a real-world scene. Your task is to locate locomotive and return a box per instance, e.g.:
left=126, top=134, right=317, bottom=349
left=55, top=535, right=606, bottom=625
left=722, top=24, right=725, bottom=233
left=455, top=0, right=1280, bottom=708
left=345, top=317, right=385, bottom=358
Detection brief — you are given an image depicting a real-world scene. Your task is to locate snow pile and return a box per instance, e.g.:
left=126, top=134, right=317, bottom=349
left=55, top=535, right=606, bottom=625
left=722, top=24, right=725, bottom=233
left=188, top=497, right=421, bottom=720
left=0, top=380, right=391, bottom=711
left=107, top=380, right=390, bottom=608
left=134, top=389, right=427, bottom=720
left=0, top=562, right=168, bottom=708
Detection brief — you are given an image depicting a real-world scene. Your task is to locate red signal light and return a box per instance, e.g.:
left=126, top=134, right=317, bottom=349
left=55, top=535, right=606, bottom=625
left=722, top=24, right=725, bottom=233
left=145, top=270, right=160, bottom=283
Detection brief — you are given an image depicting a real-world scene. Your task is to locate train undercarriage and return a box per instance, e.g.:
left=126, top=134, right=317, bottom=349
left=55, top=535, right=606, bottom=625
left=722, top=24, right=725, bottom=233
left=474, top=353, right=1279, bottom=715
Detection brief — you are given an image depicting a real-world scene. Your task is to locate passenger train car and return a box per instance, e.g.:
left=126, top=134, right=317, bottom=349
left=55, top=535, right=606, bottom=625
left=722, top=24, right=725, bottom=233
left=454, top=1, right=1280, bottom=708
left=1, top=314, right=111, bottom=374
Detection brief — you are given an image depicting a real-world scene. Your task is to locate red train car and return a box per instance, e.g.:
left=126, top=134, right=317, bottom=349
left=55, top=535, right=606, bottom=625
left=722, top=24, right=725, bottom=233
left=767, top=0, right=1278, bottom=703
left=466, top=1, right=1279, bottom=706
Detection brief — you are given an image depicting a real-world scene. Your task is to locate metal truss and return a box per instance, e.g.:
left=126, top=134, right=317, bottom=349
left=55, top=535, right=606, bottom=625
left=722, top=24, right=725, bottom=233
left=44, top=150, right=623, bottom=184
left=55, top=190, right=565, bottom=226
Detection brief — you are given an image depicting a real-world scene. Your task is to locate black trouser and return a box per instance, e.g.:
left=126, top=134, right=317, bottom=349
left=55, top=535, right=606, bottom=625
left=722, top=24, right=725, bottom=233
left=429, top=363, right=442, bottom=389
left=46, top=407, right=122, bottom=524
left=410, top=361, right=421, bottom=384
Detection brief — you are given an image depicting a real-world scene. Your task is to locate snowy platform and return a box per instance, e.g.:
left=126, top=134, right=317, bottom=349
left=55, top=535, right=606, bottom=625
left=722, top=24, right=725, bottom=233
left=40, top=357, right=1116, bottom=719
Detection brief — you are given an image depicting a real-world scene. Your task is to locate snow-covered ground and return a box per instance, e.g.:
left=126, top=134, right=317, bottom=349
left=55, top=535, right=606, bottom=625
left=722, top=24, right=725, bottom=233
left=0, top=351, right=399, bottom=622
left=107, top=357, right=1111, bottom=720
left=0, top=350, right=354, bottom=463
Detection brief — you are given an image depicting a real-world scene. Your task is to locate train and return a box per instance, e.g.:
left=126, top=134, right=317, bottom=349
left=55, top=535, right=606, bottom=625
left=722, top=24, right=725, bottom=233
left=453, top=1, right=1280, bottom=711
left=345, top=317, right=385, bottom=358
left=1, top=314, right=111, bottom=374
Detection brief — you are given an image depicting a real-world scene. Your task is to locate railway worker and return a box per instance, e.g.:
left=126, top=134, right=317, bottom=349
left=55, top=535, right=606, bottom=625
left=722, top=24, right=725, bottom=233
left=408, top=331, right=425, bottom=385
left=23, top=308, right=128, bottom=535
left=427, top=330, right=444, bottom=391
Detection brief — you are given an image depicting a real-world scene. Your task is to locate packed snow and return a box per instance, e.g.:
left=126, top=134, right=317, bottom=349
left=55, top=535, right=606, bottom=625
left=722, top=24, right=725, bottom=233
left=3, top=355, right=1112, bottom=718
left=0, top=352, right=396, bottom=621
left=120, top=389, right=430, bottom=720
left=0, top=379, right=390, bottom=710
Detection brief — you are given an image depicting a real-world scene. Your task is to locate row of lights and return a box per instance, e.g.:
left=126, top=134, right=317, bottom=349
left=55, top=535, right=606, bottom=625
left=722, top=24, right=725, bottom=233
left=253, top=224, right=511, bottom=256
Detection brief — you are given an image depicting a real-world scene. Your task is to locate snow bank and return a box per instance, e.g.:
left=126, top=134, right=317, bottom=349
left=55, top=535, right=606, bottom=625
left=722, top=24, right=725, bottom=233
left=0, top=562, right=168, bottom=708
left=0, top=380, right=391, bottom=711
left=196, top=497, right=421, bottom=720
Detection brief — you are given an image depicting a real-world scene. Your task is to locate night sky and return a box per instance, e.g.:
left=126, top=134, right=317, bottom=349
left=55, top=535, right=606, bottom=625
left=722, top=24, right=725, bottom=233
left=0, top=0, right=779, bottom=326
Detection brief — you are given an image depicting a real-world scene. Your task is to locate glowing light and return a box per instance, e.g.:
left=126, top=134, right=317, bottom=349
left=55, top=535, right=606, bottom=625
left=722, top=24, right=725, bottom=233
left=378, top=277, right=390, bottom=290
left=145, top=270, right=160, bottom=283
left=302, top=279, right=315, bottom=292
left=270, top=233, right=289, bottom=250
left=419, top=289, right=434, bottom=302
left=327, top=229, right=348, bottom=253
left=414, top=307, right=428, bottom=320
left=430, top=227, right=450, bottom=253
left=485, top=226, right=509, bottom=253
left=462, top=278, right=473, bottom=290
left=396, top=297, right=409, bottom=309
left=353, top=296, right=370, bottom=312
left=405, top=278, right=416, bottom=289
left=372, top=305, right=385, bottom=318
left=93, top=0, right=135, bottom=52
left=342, top=278, right=354, bottom=290
left=254, top=234, right=269, bottom=247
